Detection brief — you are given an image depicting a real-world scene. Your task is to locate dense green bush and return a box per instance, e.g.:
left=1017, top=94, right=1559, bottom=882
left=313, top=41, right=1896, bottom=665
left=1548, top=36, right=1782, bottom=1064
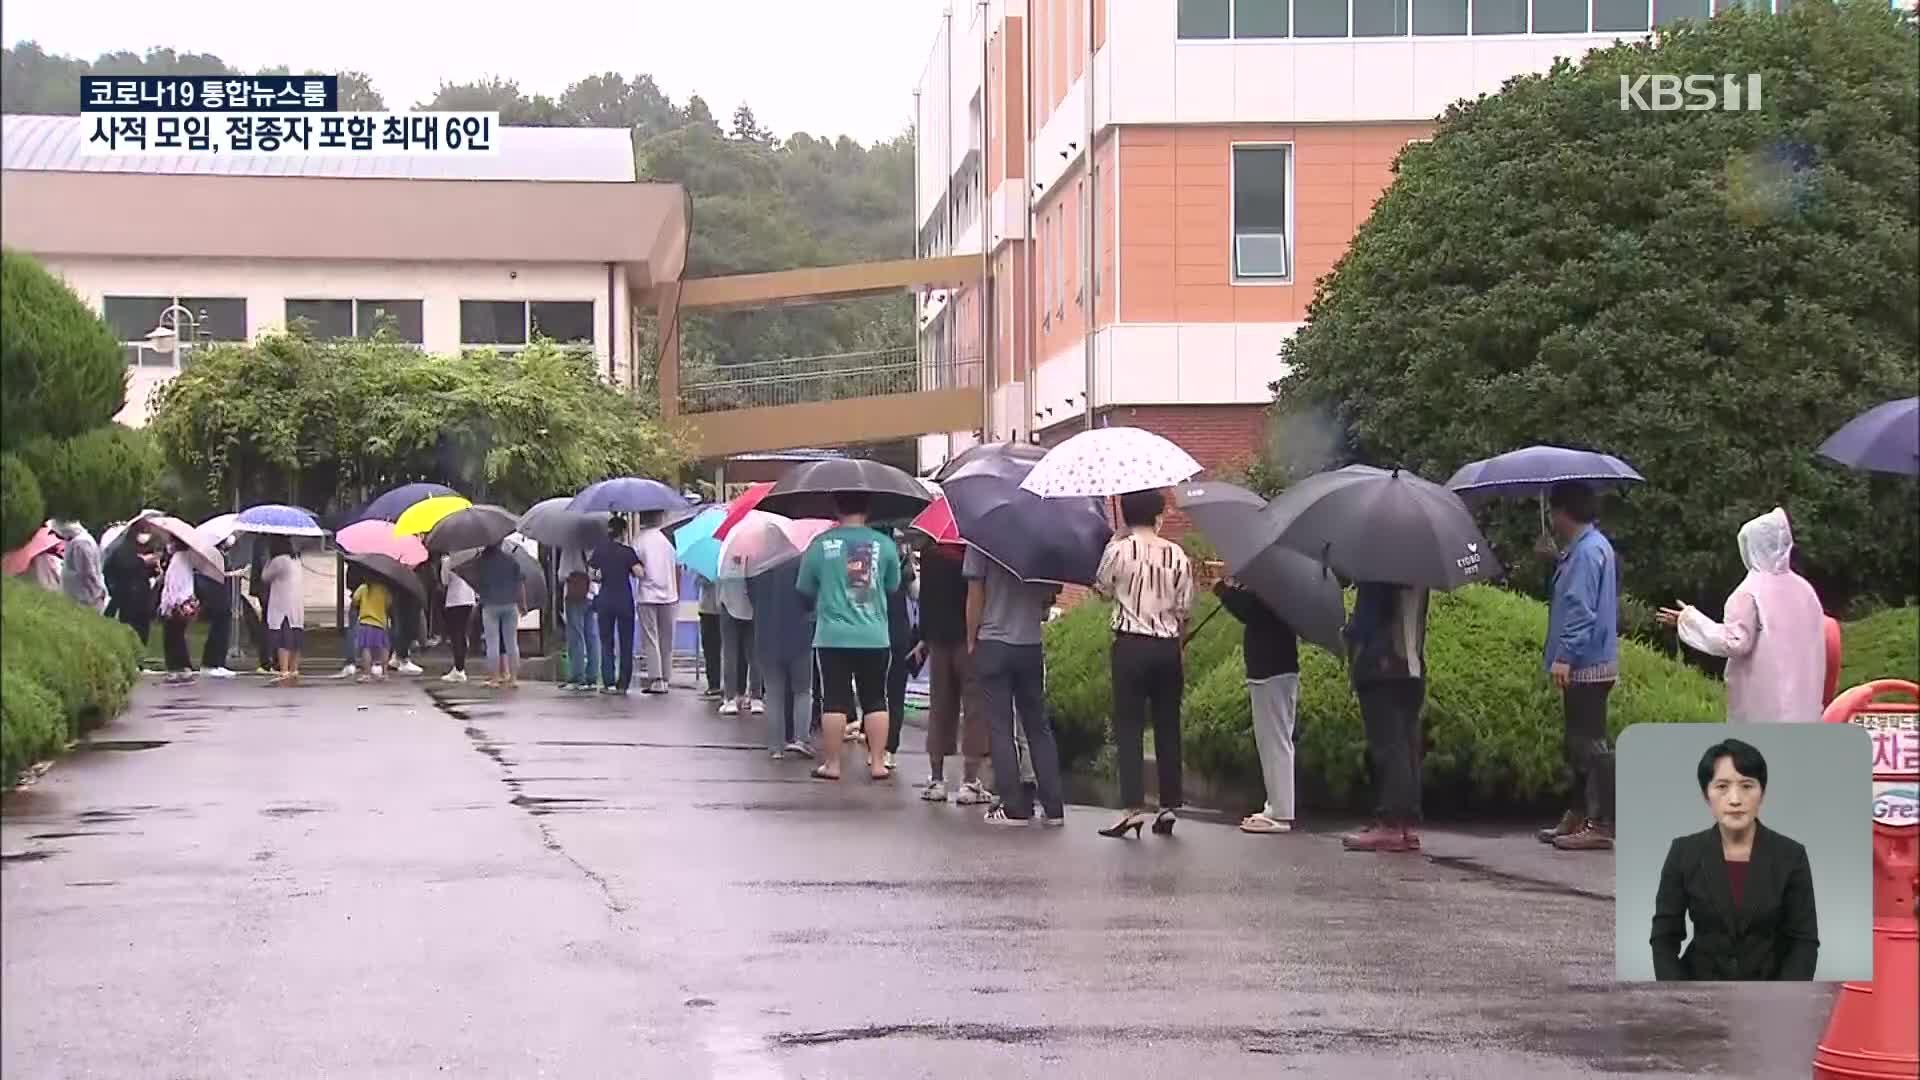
left=0, top=249, right=127, bottom=450
left=0, top=578, right=142, bottom=784
left=0, top=451, right=45, bottom=550
left=1046, top=584, right=1728, bottom=808
left=16, top=425, right=161, bottom=531
left=1837, top=606, right=1920, bottom=689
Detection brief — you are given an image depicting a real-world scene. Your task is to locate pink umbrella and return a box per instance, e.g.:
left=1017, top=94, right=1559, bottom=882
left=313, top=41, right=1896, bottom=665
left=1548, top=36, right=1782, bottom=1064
left=717, top=512, right=835, bottom=579
left=4, top=526, right=63, bottom=577
left=335, top=519, right=429, bottom=567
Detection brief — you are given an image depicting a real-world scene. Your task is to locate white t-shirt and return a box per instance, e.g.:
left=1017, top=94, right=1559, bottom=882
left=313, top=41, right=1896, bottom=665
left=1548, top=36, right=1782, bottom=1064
left=634, top=529, right=678, bottom=605
left=441, top=559, right=477, bottom=607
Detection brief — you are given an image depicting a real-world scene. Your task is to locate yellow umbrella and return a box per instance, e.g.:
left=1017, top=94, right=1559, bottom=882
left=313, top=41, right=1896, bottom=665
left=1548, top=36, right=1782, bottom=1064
left=393, top=494, right=473, bottom=537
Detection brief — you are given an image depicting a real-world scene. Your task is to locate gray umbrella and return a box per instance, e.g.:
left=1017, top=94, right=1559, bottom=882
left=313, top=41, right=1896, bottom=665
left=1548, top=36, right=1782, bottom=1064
left=448, top=540, right=548, bottom=612
left=1174, top=481, right=1346, bottom=654
left=517, top=497, right=610, bottom=549
left=1255, top=465, right=1501, bottom=591
left=342, top=552, right=428, bottom=605
left=423, top=504, right=518, bottom=553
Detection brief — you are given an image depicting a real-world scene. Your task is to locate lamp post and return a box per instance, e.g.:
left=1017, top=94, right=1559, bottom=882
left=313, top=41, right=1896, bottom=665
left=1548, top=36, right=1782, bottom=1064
left=143, top=304, right=200, bottom=366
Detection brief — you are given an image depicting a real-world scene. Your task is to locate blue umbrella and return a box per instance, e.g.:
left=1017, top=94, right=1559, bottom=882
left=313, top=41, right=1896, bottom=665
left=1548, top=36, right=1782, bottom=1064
left=356, top=482, right=460, bottom=524
left=672, top=507, right=728, bottom=582
left=1446, top=446, right=1645, bottom=499
left=944, top=473, right=1110, bottom=586
left=232, top=503, right=326, bottom=537
left=1817, top=397, right=1919, bottom=476
left=569, top=477, right=689, bottom=515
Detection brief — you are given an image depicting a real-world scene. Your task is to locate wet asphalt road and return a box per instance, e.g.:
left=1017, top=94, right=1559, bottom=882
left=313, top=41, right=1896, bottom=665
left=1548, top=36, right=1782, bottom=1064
left=2, top=677, right=1838, bottom=1078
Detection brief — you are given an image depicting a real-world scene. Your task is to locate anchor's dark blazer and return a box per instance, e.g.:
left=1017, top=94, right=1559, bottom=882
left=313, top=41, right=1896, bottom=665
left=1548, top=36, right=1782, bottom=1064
left=1650, top=820, right=1820, bottom=981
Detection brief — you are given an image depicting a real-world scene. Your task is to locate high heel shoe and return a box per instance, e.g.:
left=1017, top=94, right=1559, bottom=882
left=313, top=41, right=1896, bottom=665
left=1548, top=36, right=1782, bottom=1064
left=1099, top=811, right=1148, bottom=838
left=1151, top=809, right=1177, bottom=835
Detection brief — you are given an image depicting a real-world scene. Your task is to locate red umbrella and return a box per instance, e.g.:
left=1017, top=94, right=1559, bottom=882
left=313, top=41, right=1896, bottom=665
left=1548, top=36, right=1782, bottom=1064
left=335, top=519, right=429, bottom=567
left=4, top=526, right=63, bottom=577
left=907, top=497, right=961, bottom=548
left=712, top=482, right=776, bottom=541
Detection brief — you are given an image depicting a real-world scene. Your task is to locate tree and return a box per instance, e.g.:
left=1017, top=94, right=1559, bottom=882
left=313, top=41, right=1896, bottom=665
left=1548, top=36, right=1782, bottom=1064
left=0, top=249, right=127, bottom=449
left=417, top=78, right=568, bottom=125
left=146, top=334, right=690, bottom=516
left=15, top=427, right=160, bottom=531
left=561, top=72, right=680, bottom=137
left=729, top=103, right=772, bottom=144
left=1274, top=0, right=1919, bottom=613
left=0, top=453, right=44, bottom=551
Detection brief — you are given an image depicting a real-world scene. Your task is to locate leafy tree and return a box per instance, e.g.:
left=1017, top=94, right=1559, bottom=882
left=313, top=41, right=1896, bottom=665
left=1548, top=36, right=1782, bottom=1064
left=15, top=426, right=160, bottom=532
left=0, top=250, right=126, bottom=450
left=560, top=72, right=681, bottom=136
left=0, top=453, right=45, bottom=550
left=1275, top=0, right=1919, bottom=613
left=417, top=78, right=568, bottom=125
left=146, top=334, right=690, bottom=517
left=729, top=103, right=772, bottom=144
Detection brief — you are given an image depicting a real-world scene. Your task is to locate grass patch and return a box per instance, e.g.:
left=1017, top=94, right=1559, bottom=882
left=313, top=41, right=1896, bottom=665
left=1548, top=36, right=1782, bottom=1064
left=1837, top=606, right=1919, bottom=689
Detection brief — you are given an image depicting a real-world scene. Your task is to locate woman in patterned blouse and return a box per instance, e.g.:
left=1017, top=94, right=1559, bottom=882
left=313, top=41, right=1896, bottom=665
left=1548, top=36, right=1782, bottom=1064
left=1094, top=488, right=1195, bottom=838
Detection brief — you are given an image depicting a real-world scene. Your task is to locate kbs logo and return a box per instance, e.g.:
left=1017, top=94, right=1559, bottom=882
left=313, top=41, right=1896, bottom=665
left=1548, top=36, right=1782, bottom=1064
left=1619, top=74, right=1764, bottom=112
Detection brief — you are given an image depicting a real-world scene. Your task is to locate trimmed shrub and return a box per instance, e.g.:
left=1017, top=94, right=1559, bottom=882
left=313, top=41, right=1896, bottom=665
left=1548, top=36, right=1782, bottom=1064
left=16, top=425, right=161, bottom=531
left=0, top=451, right=44, bottom=550
left=1047, top=583, right=1728, bottom=808
left=0, top=249, right=127, bottom=449
left=1838, top=606, right=1920, bottom=690
left=0, top=578, right=142, bottom=783
left=0, top=674, right=65, bottom=787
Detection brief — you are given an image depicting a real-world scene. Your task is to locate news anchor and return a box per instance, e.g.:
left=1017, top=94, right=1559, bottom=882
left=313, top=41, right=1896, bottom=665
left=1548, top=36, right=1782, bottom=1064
left=1650, top=738, right=1819, bottom=980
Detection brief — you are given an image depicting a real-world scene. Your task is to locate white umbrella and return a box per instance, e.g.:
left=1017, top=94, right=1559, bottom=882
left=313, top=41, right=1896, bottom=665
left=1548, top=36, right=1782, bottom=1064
left=198, top=512, right=240, bottom=546
left=144, top=515, right=227, bottom=579
left=100, top=508, right=166, bottom=563
left=718, top=512, right=834, bottom=579
left=1018, top=427, right=1202, bottom=498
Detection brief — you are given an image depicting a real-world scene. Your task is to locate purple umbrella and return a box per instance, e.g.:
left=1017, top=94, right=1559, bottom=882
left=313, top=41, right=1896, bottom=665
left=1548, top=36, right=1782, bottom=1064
left=232, top=503, right=327, bottom=538
left=355, top=483, right=461, bottom=525
left=1817, top=397, right=1919, bottom=477
left=1446, top=446, right=1645, bottom=499
left=568, top=477, right=690, bottom=515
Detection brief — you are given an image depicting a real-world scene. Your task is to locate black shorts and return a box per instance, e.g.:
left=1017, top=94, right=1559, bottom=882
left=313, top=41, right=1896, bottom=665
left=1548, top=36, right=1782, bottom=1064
left=272, top=625, right=305, bottom=653
left=815, top=647, right=890, bottom=717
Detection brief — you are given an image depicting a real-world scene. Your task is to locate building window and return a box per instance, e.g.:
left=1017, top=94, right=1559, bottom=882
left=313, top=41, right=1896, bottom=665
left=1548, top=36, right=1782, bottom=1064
left=1231, top=145, right=1291, bottom=281
left=1295, top=0, right=1351, bottom=36
left=103, top=294, right=245, bottom=367
left=1472, top=0, right=1530, bottom=32
left=1055, top=212, right=1067, bottom=316
left=1413, top=0, right=1470, bottom=33
left=1236, top=0, right=1293, bottom=35
left=1593, top=0, right=1651, bottom=29
left=1653, top=0, right=1707, bottom=21
left=1355, top=0, right=1412, bottom=34
left=1076, top=178, right=1086, bottom=307
left=1533, top=0, right=1588, bottom=30
left=1178, top=0, right=1232, bottom=38
left=531, top=301, right=594, bottom=343
left=283, top=298, right=424, bottom=343
left=459, top=300, right=594, bottom=349
left=285, top=299, right=353, bottom=339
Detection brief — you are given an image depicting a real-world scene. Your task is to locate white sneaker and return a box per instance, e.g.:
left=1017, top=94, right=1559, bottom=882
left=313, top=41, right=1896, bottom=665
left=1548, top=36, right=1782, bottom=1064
left=441, top=670, right=468, bottom=683
left=920, top=780, right=948, bottom=802
left=718, top=700, right=740, bottom=716
left=396, top=660, right=423, bottom=675
left=650, top=680, right=670, bottom=695
left=370, top=665, right=385, bottom=679
left=749, top=699, right=766, bottom=715
left=784, top=741, right=815, bottom=759
left=206, top=667, right=235, bottom=679
left=883, top=751, right=897, bottom=771
left=334, top=663, right=358, bottom=679
left=954, top=780, right=992, bottom=806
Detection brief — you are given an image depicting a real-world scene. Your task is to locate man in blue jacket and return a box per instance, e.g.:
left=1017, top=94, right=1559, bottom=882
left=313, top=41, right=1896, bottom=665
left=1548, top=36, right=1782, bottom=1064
left=1539, top=481, right=1619, bottom=852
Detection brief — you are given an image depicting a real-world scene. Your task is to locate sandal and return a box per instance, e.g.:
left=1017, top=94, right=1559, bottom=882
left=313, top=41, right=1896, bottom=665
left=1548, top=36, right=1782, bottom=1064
left=810, top=765, right=841, bottom=782
left=1240, top=813, right=1292, bottom=834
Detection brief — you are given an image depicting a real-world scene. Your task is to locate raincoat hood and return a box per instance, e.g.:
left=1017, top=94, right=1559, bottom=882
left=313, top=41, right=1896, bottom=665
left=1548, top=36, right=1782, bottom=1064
left=1736, top=508, right=1793, bottom=576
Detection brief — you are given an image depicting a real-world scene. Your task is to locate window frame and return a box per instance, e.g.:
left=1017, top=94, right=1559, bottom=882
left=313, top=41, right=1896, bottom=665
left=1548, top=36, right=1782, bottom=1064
left=1168, top=0, right=1665, bottom=38
left=1229, top=141, right=1296, bottom=285
left=102, top=293, right=247, bottom=369
left=458, top=299, right=596, bottom=351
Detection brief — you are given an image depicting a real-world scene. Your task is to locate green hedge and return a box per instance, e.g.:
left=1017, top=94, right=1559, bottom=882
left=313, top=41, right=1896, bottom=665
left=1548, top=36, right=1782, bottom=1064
left=1045, top=583, right=1728, bottom=808
left=0, top=451, right=44, bottom=550
left=1838, top=606, right=1919, bottom=690
left=0, top=578, right=143, bottom=784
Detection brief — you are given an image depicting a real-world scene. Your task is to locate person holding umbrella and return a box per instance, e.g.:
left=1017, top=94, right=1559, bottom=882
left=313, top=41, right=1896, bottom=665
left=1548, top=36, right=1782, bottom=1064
left=558, top=542, right=600, bottom=692
left=965, top=540, right=1065, bottom=826
left=795, top=492, right=902, bottom=782
left=260, top=536, right=306, bottom=686
left=1538, top=481, right=1620, bottom=853
left=591, top=517, right=645, bottom=696
left=633, top=511, right=680, bottom=695
left=156, top=537, right=202, bottom=685
left=1094, top=489, right=1195, bottom=838
left=473, top=538, right=528, bottom=690
left=882, top=532, right=920, bottom=772
left=350, top=567, right=395, bottom=683
left=1214, top=577, right=1301, bottom=834
left=914, top=540, right=990, bottom=804
left=440, top=555, right=478, bottom=684
left=1341, top=580, right=1432, bottom=853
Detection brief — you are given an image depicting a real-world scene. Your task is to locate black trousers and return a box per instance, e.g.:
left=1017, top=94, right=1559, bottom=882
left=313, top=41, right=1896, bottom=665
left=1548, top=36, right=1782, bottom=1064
left=245, top=591, right=272, bottom=670
left=699, top=613, right=722, bottom=691
left=598, top=608, right=636, bottom=691
left=162, top=615, right=192, bottom=672
left=1563, top=682, right=1616, bottom=825
left=111, top=579, right=153, bottom=645
left=1358, top=678, right=1426, bottom=826
left=391, top=596, right=420, bottom=659
left=885, top=643, right=912, bottom=754
left=444, top=605, right=474, bottom=672
left=1111, top=633, right=1185, bottom=810
left=201, top=600, right=232, bottom=669
left=978, top=640, right=1063, bottom=819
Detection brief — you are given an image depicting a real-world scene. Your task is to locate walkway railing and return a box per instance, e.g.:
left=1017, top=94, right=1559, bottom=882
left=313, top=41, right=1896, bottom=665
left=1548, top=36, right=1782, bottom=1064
left=679, top=346, right=983, bottom=415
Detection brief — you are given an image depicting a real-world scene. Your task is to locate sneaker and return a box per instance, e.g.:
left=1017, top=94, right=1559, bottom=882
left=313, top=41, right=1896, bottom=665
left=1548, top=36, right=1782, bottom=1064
left=441, top=670, right=468, bottom=684
left=883, top=751, right=897, bottom=771
left=920, top=780, right=949, bottom=802
left=1553, top=823, right=1615, bottom=851
left=652, top=680, right=671, bottom=695
left=749, top=698, right=766, bottom=715
left=370, top=665, right=385, bottom=679
left=954, top=780, right=991, bottom=806
left=701, top=688, right=723, bottom=700
left=1040, top=815, right=1066, bottom=828
left=1537, top=810, right=1583, bottom=845
left=206, top=667, right=235, bottom=679
left=983, top=803, right=1031, bottom=826
left=770, top=750, right=787, bottom=760
left=718, top=700, right=740, bottom=716
left=1342, top=824, right=1421, bottom=853
left=784, top=741, right=815, bottom=759
left=558, top=682, right=575, bottom=691
left=396, top=660, right=424, bottom=676
left=334, top=663, right=358, bottom=680
left=354, top=674, right=370, bottom=685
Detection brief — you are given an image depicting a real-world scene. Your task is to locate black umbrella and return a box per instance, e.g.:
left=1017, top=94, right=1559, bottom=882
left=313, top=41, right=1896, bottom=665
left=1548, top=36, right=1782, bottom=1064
left=934, top=440, right=1047, bottom=483
left=351, top=483, right=460, bottom=526
left=756, top=458, right=931, bottom=523
left=1256, top=465, right=1501, bottom=591
left=423, top=505, right=518, bottom=553
left=944, top=473, right=1109, bottom=586
left=1173, top=481, right=1345, bottom=653
left=448, top=541, right=549, bottom=612
left=342, top=552, right=428, bottom=605
left=517, top=497, right=609, bottom=549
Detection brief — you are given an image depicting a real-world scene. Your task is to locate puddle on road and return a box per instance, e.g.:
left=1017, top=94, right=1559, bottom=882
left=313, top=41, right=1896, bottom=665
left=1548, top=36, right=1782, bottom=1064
left=66, top=880, right=117, bottom=887
left=26, top=831, right=120, bottom=840
left=75, top=740, right=169, bottom=753
left=1, top=849, right=59, bottom=863
left=772, top=1021, right=1455, bottom=1054
left=260, top=804, right=328, bottom=818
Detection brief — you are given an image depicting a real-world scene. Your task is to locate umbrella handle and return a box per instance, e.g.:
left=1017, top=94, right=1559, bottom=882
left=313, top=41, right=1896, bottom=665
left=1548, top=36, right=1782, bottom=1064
left=1183, top=604, right=1223, bottom=646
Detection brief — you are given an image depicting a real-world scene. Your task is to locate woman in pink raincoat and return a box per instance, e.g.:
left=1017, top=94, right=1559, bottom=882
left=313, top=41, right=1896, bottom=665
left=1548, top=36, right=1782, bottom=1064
left=1657, top=508, right=1826, bottom=723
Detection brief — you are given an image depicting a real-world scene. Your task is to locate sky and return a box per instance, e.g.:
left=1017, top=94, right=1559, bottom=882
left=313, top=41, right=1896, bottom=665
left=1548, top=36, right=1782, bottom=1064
left=4, top=0, right=958, bottom=145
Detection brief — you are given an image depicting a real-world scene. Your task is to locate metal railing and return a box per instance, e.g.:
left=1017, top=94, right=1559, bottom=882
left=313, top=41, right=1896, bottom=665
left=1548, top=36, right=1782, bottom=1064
left=679, top=346, right=983, bottom=414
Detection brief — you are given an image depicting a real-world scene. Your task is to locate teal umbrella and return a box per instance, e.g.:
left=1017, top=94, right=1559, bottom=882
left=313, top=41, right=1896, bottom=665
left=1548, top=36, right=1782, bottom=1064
left=672, top=506, right=728, bottom=582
